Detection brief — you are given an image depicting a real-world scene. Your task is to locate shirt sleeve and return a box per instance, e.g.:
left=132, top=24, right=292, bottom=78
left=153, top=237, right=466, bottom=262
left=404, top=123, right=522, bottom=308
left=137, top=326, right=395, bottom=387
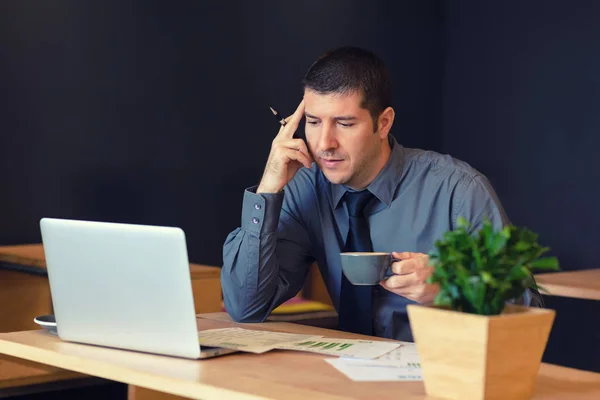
left=453, top=174, right=509, bottom=233
left=221, top=185, right=314, bottom=322
left=453, top=174, right=544, bottom=308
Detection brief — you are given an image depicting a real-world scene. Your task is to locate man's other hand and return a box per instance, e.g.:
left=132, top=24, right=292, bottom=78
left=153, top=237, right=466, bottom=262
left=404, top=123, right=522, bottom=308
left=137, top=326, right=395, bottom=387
left=379, top=251, right=439, bottom=304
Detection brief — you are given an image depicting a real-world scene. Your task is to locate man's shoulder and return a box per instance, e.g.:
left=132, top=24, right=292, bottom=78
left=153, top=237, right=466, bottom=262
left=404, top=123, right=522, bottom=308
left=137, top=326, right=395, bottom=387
left=402, top=147, right=482, bottom=183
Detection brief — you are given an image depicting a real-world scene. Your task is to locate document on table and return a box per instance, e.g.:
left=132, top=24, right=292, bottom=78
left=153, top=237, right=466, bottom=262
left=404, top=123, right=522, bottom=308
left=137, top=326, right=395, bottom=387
left=276, top=338, right=401, bottom=359
left=373, top=342, right=421, bottom=367
left=198, top=327, right=401, bottom=359
left=325, top=343, right=422, bottom=381
left=197, top=327, right=323, bottom=353
left=325, top=358, right=422, bottom=381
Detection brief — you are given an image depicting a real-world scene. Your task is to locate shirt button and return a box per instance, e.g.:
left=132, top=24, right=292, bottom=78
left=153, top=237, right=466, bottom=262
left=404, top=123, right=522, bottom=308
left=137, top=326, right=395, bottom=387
left=254, top=203, right=261, bottom=210
left=252, top=217, right=260, bottom=224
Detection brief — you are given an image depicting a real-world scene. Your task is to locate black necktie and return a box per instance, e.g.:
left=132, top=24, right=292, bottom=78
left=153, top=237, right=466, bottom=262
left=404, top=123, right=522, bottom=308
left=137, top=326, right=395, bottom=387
left=338, top=190, right=375, bottom=335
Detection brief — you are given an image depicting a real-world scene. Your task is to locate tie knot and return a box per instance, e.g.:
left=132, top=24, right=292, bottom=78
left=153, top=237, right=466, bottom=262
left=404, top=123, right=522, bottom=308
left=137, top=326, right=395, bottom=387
left=344, top=190, right=374, bottom=217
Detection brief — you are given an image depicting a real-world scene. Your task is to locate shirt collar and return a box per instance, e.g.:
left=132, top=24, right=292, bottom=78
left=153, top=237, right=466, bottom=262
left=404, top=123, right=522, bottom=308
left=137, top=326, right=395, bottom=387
left=329, top=135, right=405, bottom=209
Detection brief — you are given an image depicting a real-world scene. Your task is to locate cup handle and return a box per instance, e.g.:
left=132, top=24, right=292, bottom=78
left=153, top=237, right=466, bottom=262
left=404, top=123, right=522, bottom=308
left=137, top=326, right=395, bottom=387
left=389, top=254, right=403, bottom=265
left=381, top=255, right=403, bottom=280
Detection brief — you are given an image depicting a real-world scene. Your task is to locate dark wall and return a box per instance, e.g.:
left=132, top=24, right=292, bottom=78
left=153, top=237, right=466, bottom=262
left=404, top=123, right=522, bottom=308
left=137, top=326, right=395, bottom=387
left=441, top=0, right=600, bottom=371
left=442, top=0, right=600, bottom=269
left=0, top=0, right=444, bottom=266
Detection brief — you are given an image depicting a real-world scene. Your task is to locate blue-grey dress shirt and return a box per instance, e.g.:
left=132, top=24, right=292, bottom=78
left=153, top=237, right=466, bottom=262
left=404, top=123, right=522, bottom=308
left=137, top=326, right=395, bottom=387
left=221, top=136, right=541, bottom=341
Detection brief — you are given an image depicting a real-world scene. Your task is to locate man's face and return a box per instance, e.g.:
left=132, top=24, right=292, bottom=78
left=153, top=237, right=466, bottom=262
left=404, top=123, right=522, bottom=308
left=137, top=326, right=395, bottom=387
left=303, top=89, right=390, bottom=190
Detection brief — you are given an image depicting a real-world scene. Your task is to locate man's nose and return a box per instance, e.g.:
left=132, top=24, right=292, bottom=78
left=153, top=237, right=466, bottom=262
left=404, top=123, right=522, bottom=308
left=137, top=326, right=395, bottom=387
left=318, top=122, right=338, bottom=151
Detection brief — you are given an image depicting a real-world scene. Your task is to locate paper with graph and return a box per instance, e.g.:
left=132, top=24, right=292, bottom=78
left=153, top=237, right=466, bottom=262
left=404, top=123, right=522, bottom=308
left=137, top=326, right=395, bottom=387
left=198, top=327, right=322, bottom=354
left=198, top=327, right=400, bottom=358
left=372, top=342, right=421, bottom=366
left=276, top=338, right=401, bottom=359
left=325, top=343, right=423, bottom=381
left=325, top=357, right=422, bottom=381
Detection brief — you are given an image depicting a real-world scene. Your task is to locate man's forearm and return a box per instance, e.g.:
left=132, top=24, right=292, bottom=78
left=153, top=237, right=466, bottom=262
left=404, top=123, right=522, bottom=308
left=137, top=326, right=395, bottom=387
left=221, top=229, right=283, bottom=322
left=221, top=188, right=286, bottom=322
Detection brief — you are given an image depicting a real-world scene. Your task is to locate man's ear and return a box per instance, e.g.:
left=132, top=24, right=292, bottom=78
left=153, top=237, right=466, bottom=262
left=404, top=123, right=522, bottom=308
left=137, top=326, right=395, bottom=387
left=376, top=107, right=395, bottom=138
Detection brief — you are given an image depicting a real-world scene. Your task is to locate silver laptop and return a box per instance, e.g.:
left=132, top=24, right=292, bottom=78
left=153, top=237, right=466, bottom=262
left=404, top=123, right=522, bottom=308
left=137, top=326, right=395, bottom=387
left=40, top=218, right=237, bottom=359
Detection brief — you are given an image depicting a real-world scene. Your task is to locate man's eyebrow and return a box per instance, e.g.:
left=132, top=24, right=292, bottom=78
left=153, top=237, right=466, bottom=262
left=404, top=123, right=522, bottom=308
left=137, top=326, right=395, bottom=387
left=334, top=115, right=357, bottom=121
left=304, top=112, right=357, bottom=121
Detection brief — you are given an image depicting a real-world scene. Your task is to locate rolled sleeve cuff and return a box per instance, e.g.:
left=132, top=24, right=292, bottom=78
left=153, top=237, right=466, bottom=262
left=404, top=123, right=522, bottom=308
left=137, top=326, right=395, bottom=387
left=241, top=186, right=284, bottom=235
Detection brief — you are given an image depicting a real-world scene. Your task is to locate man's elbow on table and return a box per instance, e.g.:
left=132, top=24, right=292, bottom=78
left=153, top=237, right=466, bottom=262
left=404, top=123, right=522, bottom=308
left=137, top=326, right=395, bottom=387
left=223, top=296, right=270, bottom=324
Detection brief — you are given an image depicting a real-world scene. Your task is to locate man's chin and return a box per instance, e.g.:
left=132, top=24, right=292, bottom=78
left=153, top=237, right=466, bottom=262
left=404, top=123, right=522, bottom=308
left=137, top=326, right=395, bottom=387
left=320, top=170, right=349, bottom=186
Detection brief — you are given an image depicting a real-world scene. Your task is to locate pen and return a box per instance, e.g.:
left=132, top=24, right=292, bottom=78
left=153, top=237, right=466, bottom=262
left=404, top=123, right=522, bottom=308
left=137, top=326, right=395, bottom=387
left=269, top=106, right=287, bottom=127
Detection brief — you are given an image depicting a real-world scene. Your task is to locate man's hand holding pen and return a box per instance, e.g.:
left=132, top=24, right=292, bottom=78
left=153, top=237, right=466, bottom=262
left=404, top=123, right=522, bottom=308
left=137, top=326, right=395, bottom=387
left=257, top=100, right=314, bottom=194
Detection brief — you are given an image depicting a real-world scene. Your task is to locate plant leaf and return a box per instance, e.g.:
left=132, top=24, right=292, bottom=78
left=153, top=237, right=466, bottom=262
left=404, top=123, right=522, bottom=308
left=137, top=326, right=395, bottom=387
left=530, top=257, right=560, bottom=270
left=428, top=217, right=560, bottom=315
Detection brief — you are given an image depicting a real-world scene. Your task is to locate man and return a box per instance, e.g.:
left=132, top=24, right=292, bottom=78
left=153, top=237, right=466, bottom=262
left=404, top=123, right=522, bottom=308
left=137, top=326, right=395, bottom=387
left=221, top=47, right=542, bottom=341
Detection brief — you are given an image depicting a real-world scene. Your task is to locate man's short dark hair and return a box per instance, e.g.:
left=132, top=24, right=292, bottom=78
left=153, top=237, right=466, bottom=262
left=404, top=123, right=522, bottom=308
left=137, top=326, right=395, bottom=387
left=302, top=47, right=392, bottom=131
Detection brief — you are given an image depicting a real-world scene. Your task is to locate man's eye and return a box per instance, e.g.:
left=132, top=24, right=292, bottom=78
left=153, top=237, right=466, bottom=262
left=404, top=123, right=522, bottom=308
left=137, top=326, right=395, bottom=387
left=338, top=122, right=354, bottom=128
left=307, top=120, right=320, bottom=125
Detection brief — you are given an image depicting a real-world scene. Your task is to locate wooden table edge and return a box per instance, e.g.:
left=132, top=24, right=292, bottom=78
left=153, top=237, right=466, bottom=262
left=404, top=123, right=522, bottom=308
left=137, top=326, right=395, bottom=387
left=0, top=368, right=85, bottom=389
left=538, top=284, right=600, bottom=301
left=535, top=270, right=600, bottom=300
left=0, top=333, right=268, bottom=400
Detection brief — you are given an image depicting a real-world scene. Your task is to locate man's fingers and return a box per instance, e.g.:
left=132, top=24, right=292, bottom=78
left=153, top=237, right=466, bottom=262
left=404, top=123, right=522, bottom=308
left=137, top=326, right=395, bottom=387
left=381, top=273, right=417, bottom=290
left=279, top=100, right=305, bottom=138
left=392, top=251, right=421, bottom=260
left=391, top=259, right=418, bottom=275
left=291, top=99, right=305, bottom=121
left=278, top=138, right=314, bottom=163
left=280, top=148, right=312, bottom=169
left=286, top=149, right=312, bottom=169
left=277, top=116, right=293, bottom=133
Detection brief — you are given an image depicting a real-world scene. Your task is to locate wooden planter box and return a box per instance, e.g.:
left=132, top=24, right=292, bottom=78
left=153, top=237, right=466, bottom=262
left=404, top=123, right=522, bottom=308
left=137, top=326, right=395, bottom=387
left=407, top=304, right=555, bottom=400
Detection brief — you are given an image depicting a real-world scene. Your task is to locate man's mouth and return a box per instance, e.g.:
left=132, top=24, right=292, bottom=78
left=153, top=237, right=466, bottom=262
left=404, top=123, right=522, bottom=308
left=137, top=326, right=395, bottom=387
left=320, top=158, right=344, bottom=168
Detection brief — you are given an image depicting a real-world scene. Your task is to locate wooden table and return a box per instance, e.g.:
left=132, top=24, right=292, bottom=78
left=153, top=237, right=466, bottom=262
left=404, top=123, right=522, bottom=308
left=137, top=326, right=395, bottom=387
left=535, top=269, right=600, bottom=301
left=0, top=313, right=599, bottom=400
left=0, top=243, right=222, bottom=398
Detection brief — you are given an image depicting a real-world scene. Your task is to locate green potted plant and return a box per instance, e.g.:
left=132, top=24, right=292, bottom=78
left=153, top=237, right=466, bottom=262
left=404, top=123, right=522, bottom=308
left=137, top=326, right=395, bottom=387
left=407, top=217, right=560, bottom=400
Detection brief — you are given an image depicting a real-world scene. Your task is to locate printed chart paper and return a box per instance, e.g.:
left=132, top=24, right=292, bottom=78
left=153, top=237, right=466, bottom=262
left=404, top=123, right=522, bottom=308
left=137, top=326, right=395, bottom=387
left=372, top=342, right=421, bottom=367
left=277, top=338, right=401, bottom=359
left=325, top=343, right=422, bottom=381
left=325, top=357, right=423, bottom=381
left=198, top=327, right=322, bottom=353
